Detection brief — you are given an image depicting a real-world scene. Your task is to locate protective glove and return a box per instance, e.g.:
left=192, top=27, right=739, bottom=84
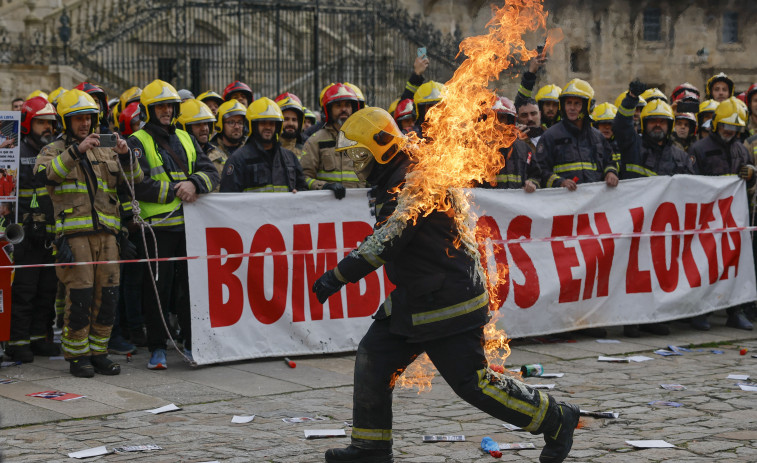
left=323, top=182, right=346, bottom=200
left=312, top=269, right=345, bottom=304
left=119, top=233, right=138, bottom=260
left=629, top=79, right=646, bottom=98
left=739, top=165, right=755, bottom=181
left=53, top=236, right=74, bottom=267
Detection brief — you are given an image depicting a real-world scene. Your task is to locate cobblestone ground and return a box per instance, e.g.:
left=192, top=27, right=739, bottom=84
left=0, top=318, right=756, bottom=462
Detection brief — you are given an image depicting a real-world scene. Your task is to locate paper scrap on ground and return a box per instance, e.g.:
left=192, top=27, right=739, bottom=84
left=728, top=374, right=749, bottom=380
left=422, top=435, right=465, bottom=442
left=626, top=440, right=675, bottom=448
left=146, top=403, right=181, bottom=414
left=113, top=445, right=162, bottom=453
left=48, top=356, right=64, bottom=361
left=648, top=400, right=682, bottom=407
left=0, top=378, right=18, bottom=384
left=667, top=345, right=691, bottom=354
left=654, top=349, right=681, bottom=357
left=68, top=446, right=111, bottom=458
left=598, top=356, right=630, bottom=363
left=580, top=410, right=619, bottom=419
left=498, top=442, right=536, bottom=449
left=529, top=384, right=555, bottom=389
left=0, top=361, right=20, bottom=367
left=711, top=350, right=724, bottom=354
left=283, top=416, right=326, bottom=423
left=26, top=390, right=84, bottom=401
left=304, top=429, right=346, bottom=439
left=540, top=373, right=564, bottom=378
left=738, top=384, right=757, bottom=392
left=660, top=384, right=687, bottom=391
left=628, top=356, right=654, bottom=363
left=502, top=423, right=524, bottom=431
left=231, top=415, right=255, bottom=423
left=596, top=339, right=621, bottom=343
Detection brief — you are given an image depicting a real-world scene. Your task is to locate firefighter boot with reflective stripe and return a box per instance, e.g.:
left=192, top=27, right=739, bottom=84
left=325, top=445, right=393, bottom=463
left=91, top=355, right=121, bottom=375
left=540, top=402, right=580, bottom=463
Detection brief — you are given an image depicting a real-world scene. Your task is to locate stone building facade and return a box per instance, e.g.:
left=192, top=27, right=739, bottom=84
left=0, top=0, right=755, bottom=108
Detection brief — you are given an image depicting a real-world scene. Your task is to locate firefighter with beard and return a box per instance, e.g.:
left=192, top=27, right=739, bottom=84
left=534, top=79, right=618, bottom=190
left=35, top=89, right=143, bottom=377
left=489, top=96, right=540, bottom=191
left=127, top=80, right=219, bottom=369
left=516, top=97, right=543, bottom=151
left=301, top=83, right=365, bottom=198
left=313, top=107, right=580, bottom=463
left=219, top=97, right=308, bottom=193
left=534, top=84, right=561, bottom=129
left=210, top=100, right=247, bottom=158
left=275, top=92, right=306, bottom=157
left=688, top=97, right=754, bottom=331
left=7, top=96, right=59, bottom=363
left=177, top=99, right=225, bottom=185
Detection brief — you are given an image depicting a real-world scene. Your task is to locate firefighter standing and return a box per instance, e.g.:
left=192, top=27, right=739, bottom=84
left=210, top=100, right=247, bottom=158
left=313, top=107, right=580, bottom=463
left=301, top=83, right=366, bottom=198
left=7, top=96, right=59, bottom=363
left=219, top=97, right=308, bottom=193
left=489, top=96, right=540, bottom=191
left=275, top=92, right=306, bottom=157
left=35, top=89, right=143, bottom=377
left=127, top=80, right=219, bottom=370
left=177, top=99, right=226, bottom=183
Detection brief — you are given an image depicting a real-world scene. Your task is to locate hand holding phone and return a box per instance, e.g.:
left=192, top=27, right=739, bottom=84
left=98, top=134, right=118, bottom=148
left=417, top=47, right=427, bottom=59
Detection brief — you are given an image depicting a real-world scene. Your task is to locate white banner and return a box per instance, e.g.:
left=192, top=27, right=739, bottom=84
left=185, top=176, right=756, bottom=365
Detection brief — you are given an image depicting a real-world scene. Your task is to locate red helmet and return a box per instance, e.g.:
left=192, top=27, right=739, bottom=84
left=671, top=83, right=700, bottom=103
left=319, top=83, right=358, bottom=123
left=223, top=81, right=253, bottom=105
left=393, top=98, right=416, bottom=122
left=275, top=92, right=304, bottom=129
left=75, top=82, right=109, bottom=117
left=746, top=83, right=757, bottom=114
left=118, top=101, right=141, bottom=136
left=20, top=96, right=57, bottom=135
left=736, top=92, right=747, bottom=104
left=492, top=96, right=516, bottom=117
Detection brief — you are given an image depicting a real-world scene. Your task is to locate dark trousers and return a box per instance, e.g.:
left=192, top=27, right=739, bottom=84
left=9, top=242, right=57, bottom=346
left=141, top=230, right=190, bottom=352
left=351, top=318, right=551, bottom=449
left=118, top=233, right=144, bottom=336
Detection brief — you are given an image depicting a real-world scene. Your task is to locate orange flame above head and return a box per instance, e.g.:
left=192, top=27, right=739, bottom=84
left=383, top=0, right=561, bottom=392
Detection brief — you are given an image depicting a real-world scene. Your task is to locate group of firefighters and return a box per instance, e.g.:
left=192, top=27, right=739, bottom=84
left=3, top=51, right=757, bottom=462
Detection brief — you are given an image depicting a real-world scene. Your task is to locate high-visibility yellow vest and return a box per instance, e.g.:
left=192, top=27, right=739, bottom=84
left=131, top=129, right=196, bottom=224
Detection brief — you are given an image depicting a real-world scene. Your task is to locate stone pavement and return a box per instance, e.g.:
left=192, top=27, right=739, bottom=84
left=1, top=313, right=756, bottom=462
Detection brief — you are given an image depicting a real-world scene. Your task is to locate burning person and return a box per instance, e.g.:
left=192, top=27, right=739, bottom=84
left=313, top=107, right=581, bottom=463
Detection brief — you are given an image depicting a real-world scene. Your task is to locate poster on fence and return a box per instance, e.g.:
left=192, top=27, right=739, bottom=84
left=185, top=176, right=756, bottom=365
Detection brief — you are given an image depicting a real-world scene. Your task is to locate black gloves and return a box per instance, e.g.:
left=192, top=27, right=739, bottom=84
left=323, top=182, right=346, bottom=200
left=53, top=236, right=74, bottom=266
left=629, top=79, right=646, bottom=98
left=119, top=233, right=138, bottom=260
left=312, top=269, right=345, bottom=304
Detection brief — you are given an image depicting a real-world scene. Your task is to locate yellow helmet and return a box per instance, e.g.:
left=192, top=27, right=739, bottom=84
left=26, top=90, right=49, bottom=101
left=336, top=107, right=405, bottom=173
left=120, top=86, right=142, bottom=109
left=560, top=79, right=594, bottom=118
left=712, top=97, right=746, bottom=132
left=388, top=98, right=400, bottom=115
left=698, top=99, right=719, bottom=115
left=56, top=89, right=100, bottom=133
left=344, top=82, right=366, bottom=109
left=640, top=88, right=668, bottom=104
left=640, top=99, right=674, bottom=133
left=214, top=99, right=247, bottom=134
left=614, top=91, right=647, bottom=109
left=591, top=102, right=617, bottom=123
left=140, top=80, right=181, bottom=124
left=414, top=81, right=444, bottom=106
left=705, top=72, right=734, bottom=100
left=177, top=99, right=216, bottom=132
left=247, top=97, right=284, bottom=138
left=535, top=84, right=561, bottom=103
left=48, top=87, right=67, bottom=105
left=197, top=90, right=224, bottom=106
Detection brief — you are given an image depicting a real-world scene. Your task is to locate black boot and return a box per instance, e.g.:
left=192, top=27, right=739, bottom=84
left=540, top=402, right=580, bottom=463
left=726, top=307, right=754, bottom=331
left=325, top=445, right=393, bottom=463
left=90, top=355, right=121, bottom=375
left=30, top=339, right=61, bottom=356
left=690, top=314, right=710, bottom=331
left=7, top=345, right=34, bottom=363
left=69, top=357, right=95, bottom=378
left=640, top=323, right=670, bottom=335
left=623, top=324, right=640, bottom=338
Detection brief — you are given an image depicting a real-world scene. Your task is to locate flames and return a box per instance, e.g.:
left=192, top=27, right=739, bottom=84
left=387, top=0, right=561, bottom=392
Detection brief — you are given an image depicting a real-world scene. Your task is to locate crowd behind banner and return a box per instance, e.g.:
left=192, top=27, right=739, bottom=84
left=3, top=50, right=757, bottom=377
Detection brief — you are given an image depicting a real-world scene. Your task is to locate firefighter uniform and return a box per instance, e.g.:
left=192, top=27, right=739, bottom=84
left=220, top=140, right=307, bottom=193
left=279, top=136, right=304, bottom=158
left=35, top=93, right=143, bottom=364
left=614, top=95, right=694, bottom=178
left=204, top=142, right=227, bottom=184
left=301, top=125, right=365, bottom=189
left=490, top=139, right=541, bottom=189
left=9, top=120, right=58, bottom=358
left=314, top=108, right=579, bottom=463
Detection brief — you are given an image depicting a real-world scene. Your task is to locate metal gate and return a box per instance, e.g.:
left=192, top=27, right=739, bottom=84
left=2, top=0, right=461, bottom=110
